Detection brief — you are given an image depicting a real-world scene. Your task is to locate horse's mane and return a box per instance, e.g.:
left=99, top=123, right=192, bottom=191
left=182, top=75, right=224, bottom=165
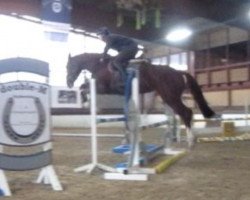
left=73, top=53, right=102, bottom=61
left=74, top=53, right=113, bottom=65
left=68, top=53, right=114, bottom=74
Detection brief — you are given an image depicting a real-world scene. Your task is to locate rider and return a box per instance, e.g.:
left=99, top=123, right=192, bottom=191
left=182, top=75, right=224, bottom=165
left=96, top=27, right=139, bottom=83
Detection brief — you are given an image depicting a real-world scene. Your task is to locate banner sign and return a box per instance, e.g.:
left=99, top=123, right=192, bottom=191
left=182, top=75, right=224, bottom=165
left=0, top=81, right=50, bottom=146
left=42, top=0, right=72, bottom=24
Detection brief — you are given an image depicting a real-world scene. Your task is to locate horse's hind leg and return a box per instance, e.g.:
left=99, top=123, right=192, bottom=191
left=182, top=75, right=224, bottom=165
left=174, top=102, right=194, bottom=148
left=163, top=98, right=194, bottom=148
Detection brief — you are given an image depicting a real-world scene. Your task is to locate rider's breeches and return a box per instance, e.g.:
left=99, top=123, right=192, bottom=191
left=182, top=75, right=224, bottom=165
left=112, top=45, right=138, bottom=80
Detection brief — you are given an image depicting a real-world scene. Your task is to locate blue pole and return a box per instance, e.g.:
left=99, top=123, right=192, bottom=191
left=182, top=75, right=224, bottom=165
left=124, top=69, right=135, bottom=126
left=0, top=188, right=4, bottom=196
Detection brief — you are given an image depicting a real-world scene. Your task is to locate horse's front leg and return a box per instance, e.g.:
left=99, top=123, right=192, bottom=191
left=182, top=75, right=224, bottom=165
left=79, top=83, right=90, bottom=103
left=186, top=128, right=194, bottom=148
left=96, top=83, right=112, bottom=94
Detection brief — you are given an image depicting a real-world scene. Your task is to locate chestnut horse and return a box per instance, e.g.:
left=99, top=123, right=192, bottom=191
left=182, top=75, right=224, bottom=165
left=66, top=53, right=216, bottom=146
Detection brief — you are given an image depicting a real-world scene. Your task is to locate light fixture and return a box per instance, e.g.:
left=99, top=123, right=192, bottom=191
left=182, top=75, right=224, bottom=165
left=116, top=0, right=161, bottom=30
left=165, top=28, right=192, bottom=42
left=248, top=9, right=250, bottom=18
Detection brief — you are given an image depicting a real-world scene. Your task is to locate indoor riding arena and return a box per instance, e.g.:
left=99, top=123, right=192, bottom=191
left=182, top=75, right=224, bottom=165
left=0, top=1, right=250, bottom=200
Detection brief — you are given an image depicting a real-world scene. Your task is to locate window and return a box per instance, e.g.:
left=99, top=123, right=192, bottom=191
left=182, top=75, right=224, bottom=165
left=151, top=52, right=188, bottom=71
left=0, top=15, right=107, bottom=86
left=170, top=52, right=188, bottom=71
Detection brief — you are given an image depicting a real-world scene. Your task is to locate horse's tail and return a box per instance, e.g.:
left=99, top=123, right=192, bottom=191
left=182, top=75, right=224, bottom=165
left=184, top=73, right=215, bottom=118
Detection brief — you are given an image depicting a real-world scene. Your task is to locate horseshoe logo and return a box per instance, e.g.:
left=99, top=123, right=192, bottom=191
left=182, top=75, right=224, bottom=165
left=2, top=96, right=46, bottom=144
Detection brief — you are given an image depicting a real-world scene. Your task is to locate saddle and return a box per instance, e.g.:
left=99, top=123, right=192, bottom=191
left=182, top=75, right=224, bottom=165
left=109, top=59, right=148, bottom=76
left=110, top=71, right=125, bottom=94
left=109, top=59, right=149, bottom=94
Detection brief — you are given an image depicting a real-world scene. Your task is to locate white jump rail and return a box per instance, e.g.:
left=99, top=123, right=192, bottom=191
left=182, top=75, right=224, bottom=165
left=74, top=79, right=117, bottom=174
left=76, top=78, right=148, bottom=181
left=104, top=69, right=186, bottom=181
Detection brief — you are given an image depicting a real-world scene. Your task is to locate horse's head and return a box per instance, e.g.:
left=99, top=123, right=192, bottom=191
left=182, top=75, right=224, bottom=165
left=66, top=54, right=82, bottom=88
left=66, top=53, right=112, bottom=88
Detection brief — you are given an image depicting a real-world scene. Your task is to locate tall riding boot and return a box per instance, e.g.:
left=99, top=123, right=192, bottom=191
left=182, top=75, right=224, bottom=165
left=113, top=64, right=125, bottom=90
left=116, top=66, right=127, bottom=83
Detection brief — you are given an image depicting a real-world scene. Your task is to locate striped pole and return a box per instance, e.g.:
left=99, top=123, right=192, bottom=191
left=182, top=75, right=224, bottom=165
left=96, top=117, right=126, bottom=123
left=140, top=120, right=168, bottom=130
left=193, top=116, right=250, bottom=122
left=197, top=133, right=250, bottom=143
left=127, top=70, right=141, bottom=167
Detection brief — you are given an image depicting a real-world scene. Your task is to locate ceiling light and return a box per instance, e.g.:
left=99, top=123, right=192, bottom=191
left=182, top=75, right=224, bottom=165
left=165, top=28, right=192, bottom=42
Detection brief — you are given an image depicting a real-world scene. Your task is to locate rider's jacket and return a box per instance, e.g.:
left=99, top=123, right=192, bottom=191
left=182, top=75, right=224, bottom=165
left=103, top=34, right=138, bottom=55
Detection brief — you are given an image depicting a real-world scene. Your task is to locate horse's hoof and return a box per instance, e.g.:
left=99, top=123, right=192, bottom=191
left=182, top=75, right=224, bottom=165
left=211, top=113, right=222, bottom=120
left=188, top=142, right=194, bottom=149
left=187, top=136, right=196, bottom=149
left=121, top=139, right=129, bottom=145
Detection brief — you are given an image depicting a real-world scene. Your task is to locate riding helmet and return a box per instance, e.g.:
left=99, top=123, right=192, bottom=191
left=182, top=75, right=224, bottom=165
left=96, top=27, right=110, bottom=36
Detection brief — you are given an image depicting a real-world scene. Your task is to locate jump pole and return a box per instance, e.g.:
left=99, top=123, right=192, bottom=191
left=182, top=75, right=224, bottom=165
left=194, top=102, right=250, bottom=141
left=127, top=69, right=166, bottom=166
left=197, top=133, right=250, bottom=143
left=127, top=70, right=142, bottom=168
left=245, top=97, right=249, bottom=127
left=75, top=79, right=147, bottom=181
left=154, top=151, right=187, bottom=174
left=74, top=79, right=116, bottom=174
left=104, top=70, right=149, bottom=181
left=53, top=133, right=124, bottom=138
left=128, top=69, right=186, bottom=165
left=105, top=69, right=186, bottom=179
